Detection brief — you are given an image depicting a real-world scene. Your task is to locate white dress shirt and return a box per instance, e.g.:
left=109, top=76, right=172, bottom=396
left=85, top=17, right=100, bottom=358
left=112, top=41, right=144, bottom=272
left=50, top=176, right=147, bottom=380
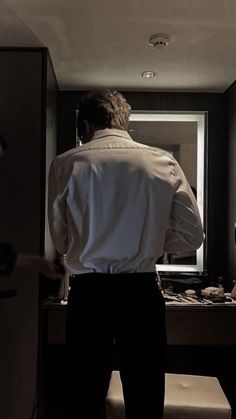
left=48, top=128, right=204, bottom=274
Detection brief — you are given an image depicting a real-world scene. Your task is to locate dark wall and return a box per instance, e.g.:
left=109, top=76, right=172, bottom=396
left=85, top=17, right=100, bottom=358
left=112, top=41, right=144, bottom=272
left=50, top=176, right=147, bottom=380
left=226, top=81, right=236, bottom=284
left=58, top=91, right=228, bottom=281
left=0, top=48, right=58, bottom=419
left=0, top=50, right=43, bottom=253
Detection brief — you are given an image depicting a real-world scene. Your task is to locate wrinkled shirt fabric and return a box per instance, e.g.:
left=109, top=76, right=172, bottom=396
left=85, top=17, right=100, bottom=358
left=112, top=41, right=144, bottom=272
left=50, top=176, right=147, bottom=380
left=48, top=129, right=204, bottom=274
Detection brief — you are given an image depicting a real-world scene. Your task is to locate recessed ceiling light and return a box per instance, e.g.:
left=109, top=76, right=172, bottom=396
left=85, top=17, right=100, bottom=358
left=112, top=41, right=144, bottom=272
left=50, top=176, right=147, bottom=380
left=142, top=71, right=157, bottom=78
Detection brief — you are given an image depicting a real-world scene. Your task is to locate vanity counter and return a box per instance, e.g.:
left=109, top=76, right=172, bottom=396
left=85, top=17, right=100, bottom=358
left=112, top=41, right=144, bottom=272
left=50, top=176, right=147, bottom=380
left=44, top=301, right=236, bottom=346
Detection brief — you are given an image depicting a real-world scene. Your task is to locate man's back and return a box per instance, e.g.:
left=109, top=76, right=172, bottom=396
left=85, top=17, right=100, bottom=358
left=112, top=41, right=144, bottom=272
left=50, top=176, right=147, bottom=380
left=48, top=128, right=203, bottom=274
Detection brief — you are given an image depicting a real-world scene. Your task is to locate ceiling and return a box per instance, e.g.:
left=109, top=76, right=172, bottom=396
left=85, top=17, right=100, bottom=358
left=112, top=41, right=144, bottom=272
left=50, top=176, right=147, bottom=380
left=1, top=0, right=236, bottom=92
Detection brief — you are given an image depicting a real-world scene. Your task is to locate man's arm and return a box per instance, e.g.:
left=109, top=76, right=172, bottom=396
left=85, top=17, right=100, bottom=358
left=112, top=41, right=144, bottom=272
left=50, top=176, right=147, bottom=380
left=0, top=243, right=65, bottom=279
left=164, top=162, right=204, bottom=253
left=16, top=254, right=65, bottom=279
left=48, top=160, right=68, bottom=255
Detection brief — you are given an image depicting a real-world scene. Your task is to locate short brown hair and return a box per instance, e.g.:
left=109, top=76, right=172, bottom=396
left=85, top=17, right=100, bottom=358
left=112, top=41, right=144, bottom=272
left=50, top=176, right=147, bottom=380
left=78, top=89, right=131, bottom=131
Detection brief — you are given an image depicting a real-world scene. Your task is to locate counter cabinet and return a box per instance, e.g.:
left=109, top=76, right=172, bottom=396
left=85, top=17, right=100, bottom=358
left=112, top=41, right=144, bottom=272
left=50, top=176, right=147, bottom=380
left=45, top=302, right=236, bottom=346
left=40, top=302, right=236, bottom=419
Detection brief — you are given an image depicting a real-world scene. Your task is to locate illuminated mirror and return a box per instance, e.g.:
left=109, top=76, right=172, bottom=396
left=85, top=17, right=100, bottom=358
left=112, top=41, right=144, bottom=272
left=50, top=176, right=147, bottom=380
left=129, top=111, right=206, bottom=273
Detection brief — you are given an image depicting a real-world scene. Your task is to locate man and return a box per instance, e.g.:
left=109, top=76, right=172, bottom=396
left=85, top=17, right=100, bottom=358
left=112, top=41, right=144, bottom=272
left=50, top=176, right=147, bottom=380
left=48, top=89, right=204, bottom=419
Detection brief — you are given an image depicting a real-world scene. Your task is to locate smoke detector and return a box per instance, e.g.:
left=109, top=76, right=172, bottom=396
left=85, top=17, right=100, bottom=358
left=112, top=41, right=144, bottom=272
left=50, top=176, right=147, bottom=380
left=148, top=33, right=171, bottom=49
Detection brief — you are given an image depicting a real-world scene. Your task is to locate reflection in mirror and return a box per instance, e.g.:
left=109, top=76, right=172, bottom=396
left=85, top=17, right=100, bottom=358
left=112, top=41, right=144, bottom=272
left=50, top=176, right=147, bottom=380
left=129, top=111, right=206, bottom=273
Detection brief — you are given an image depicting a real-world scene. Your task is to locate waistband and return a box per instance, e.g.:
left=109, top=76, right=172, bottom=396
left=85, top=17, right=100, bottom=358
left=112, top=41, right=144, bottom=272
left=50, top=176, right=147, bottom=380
left=70, top=271, right=157, bottom=284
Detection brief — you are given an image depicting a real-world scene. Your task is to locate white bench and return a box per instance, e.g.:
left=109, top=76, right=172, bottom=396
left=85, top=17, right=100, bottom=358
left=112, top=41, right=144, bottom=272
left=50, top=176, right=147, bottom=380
left=106, top=371, right=231, bottom=419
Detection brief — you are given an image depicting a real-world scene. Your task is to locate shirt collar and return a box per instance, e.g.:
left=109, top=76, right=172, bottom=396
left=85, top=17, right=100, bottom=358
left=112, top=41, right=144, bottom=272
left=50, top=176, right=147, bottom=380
left=91, top=128, right=133, bottom=142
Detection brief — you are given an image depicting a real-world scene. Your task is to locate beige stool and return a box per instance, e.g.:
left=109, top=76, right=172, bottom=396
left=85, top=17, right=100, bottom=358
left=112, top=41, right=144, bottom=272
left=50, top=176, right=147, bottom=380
left=106, top=370, right=231, bottom=419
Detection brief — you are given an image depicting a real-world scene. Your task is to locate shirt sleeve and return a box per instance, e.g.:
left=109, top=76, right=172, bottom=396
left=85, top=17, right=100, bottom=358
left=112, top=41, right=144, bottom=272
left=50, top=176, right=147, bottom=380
left=164, top=161, right=204, bottom=253
left=48, top=160, right=68, bottom=255
left=0, top=243, right=17, bottom=275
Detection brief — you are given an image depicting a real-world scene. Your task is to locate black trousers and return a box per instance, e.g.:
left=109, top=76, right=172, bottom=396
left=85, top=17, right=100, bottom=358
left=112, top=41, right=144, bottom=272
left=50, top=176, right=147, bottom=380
left=62, top=272, right=167, bottom=419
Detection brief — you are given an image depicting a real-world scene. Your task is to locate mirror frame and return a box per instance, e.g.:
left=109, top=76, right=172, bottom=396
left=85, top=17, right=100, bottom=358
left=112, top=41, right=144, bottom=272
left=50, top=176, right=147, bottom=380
left=129, top=111, right=207, bottom=274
